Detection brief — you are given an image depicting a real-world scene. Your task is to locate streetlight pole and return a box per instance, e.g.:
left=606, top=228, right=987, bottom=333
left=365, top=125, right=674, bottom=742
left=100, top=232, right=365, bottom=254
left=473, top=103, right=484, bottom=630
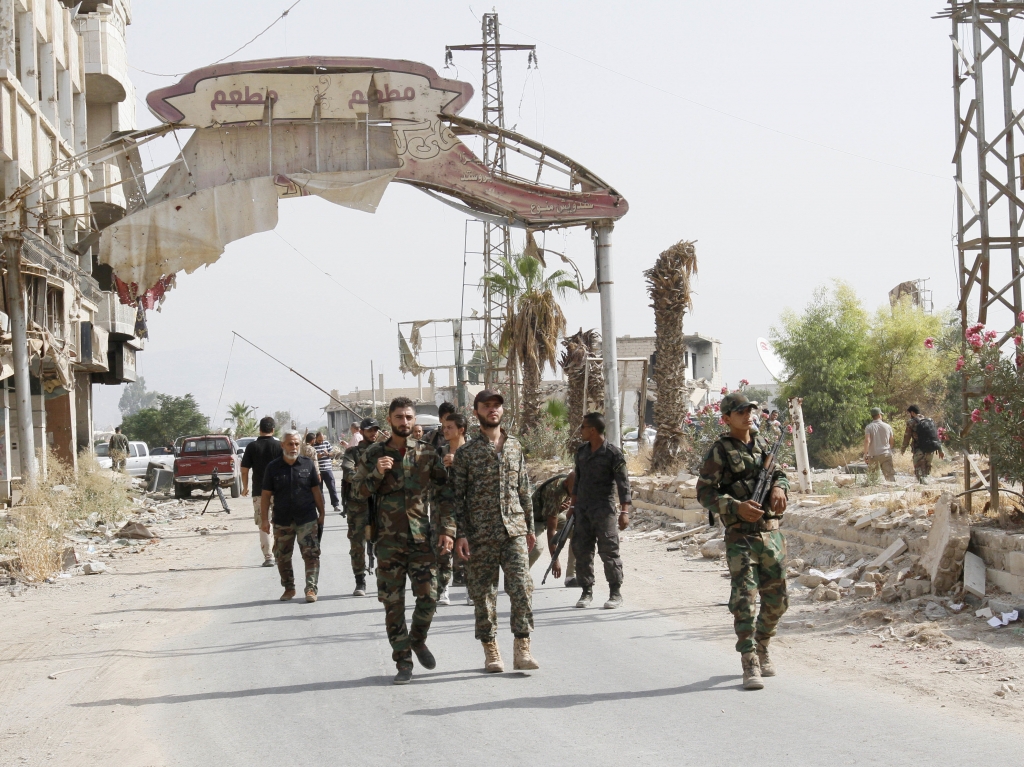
left=595, top=222, right=620, bottom=447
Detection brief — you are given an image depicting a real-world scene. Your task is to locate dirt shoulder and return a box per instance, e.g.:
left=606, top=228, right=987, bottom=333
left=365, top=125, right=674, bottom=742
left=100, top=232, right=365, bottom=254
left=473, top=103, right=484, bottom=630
left=0, top=495, right=256, bottom=767
left=619, top=530, right=1024, bottom=721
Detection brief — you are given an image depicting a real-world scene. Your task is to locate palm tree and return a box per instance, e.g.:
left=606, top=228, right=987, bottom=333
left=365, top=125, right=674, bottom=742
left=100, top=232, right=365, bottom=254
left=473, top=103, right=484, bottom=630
left=225, top=401, right=256, bottom=437
left=645, top=240, right=698, bottom=473
left=561, top=328, right=604, bottom=451
left=484, top=252, right=579, bottom=433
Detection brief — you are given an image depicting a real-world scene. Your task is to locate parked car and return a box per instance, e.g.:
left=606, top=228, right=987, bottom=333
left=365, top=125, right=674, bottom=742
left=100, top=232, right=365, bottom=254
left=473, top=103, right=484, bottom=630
left=94, top=440, right=174, bottom=477
left=173, top=434, right=240, bottom=499
left=235, top=436, right=256, bottom=457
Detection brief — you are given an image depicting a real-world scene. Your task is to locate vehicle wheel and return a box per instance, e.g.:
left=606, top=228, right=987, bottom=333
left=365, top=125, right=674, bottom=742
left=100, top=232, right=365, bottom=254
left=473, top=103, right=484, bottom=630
left=230, top=477, right=240, bottom=498
left=174, top=484, right=191, bottom=500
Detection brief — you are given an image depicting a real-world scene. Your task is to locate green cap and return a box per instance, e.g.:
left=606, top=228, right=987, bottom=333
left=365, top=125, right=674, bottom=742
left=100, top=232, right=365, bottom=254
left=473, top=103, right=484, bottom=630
left=870, top=407, right=882, bottom=417
left=720, top=392, right=759, bottom=414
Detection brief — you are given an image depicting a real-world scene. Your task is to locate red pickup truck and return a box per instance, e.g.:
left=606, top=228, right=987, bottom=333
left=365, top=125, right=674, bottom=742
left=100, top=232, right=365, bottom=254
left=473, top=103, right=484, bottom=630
left=173, top=434, right=241, bottom=499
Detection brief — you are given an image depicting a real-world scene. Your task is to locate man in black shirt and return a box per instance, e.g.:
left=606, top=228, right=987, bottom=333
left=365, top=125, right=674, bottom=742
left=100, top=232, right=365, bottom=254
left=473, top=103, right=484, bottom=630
left=260, top=430, right=326, bottom=602
left=571, top=412, right=631, bottom=610
left=241, top=416, right=283, bottom=566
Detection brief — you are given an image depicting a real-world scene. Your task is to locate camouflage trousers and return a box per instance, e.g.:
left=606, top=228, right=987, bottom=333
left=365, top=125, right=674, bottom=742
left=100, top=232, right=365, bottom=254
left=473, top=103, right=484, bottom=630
left=867, top=453, right=896, bottom=482
left=273, top=520, right=320, bottom=594
left=725, top=529, right=788, bottom=654
left=528, top=513, right=567, bottom=569
left=466, top=535, right=533, bottom=641
left=375, top=535, right=437, bottom=670
left=346, top=508, right=370, bottom=576
left=430, top=510, right=453, bottom=592
left=913, top=449, right=936, bottom=482
left=571, top=508, right=623, bottom=588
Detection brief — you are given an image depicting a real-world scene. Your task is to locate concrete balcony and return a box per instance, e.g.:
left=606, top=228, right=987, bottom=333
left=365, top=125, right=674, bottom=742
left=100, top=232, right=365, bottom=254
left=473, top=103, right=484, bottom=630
left=94, top=290, right=135, bottom=338
left=76, top=3, right=130, bottom=104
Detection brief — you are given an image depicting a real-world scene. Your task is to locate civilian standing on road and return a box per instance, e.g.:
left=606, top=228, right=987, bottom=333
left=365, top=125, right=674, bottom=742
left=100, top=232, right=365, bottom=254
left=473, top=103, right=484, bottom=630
left=260, top=430, right=326, bottom=603
left=696, top=392, right=789, bottom=691
left=452, top=389, right=539, bottom=673
left=314, top=432, right=341, bottom=512
left=341, top=417, right=380, bottom=596
left=863, top=408, right=896, bottom=482
left=241, top=416, right=283, bottom=566
left=108, top=426, right=129, bottom=472
left=434, top=412, right=468, bottom=606
left=354, top=398, right=454, bottom=685
left=901, top=404, right=945, bottom=483
left=571, top=413, right=631, bottom=610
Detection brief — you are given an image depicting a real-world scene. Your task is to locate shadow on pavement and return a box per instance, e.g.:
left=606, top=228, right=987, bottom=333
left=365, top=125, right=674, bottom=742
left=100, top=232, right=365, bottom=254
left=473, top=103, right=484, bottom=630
left=404, top=674, right=741, bottom=715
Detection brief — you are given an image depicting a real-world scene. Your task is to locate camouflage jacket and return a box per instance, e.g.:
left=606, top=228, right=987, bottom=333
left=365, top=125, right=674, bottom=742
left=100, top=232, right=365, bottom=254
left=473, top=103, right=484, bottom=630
left=353, top=437, right=453, bottom=543
left=452, top=428, right=533, bottom=543
left=341, top=442, right=371, bottom=513
left=696, top=433, right=788, bottom=529
left=531, top=473, right=569, bottom=529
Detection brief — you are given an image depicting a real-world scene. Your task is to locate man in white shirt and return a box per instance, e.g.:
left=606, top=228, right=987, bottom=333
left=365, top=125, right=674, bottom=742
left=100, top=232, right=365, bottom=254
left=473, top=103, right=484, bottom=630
left=863, top=408, right=895, bottom=482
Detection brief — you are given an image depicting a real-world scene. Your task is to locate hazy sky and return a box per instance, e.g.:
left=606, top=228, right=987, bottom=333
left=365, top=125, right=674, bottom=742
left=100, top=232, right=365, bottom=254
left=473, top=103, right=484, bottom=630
left=96, top=0, right=958, bottom=429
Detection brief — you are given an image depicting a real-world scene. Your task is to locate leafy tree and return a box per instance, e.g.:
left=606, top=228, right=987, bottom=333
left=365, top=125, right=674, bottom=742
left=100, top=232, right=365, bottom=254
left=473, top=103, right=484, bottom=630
left=866, top=298, right=958, bottom=421
left=771, top=282, right=872, bottom=465
left=484, top=252, right=578, bottom=432
left=272, top=410, right=293, bottom=437
left=118, top=377, right=158, bottom=418
left=121, top=394, right=209, bottom=448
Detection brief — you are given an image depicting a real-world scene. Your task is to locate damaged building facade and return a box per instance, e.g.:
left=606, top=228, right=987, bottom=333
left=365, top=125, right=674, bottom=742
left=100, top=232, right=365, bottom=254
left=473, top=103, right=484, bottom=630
left=0, top=0, right=140, bottom=496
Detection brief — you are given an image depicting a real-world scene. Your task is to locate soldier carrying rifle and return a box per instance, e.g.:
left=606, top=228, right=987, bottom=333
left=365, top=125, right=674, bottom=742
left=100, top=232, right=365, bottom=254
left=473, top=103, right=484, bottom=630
left=696, top=392, right=789, bottom=691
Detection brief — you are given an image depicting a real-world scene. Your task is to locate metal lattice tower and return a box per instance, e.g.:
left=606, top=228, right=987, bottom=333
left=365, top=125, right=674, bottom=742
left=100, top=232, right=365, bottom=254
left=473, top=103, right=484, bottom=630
left=446, top=13, right=536, bottom=388
left=942, top=1, right=1024, bottom=509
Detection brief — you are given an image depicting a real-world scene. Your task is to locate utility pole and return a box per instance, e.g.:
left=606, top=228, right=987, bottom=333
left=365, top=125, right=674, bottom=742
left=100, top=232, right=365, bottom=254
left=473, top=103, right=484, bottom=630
left=446, top=13, right=537, bottom=394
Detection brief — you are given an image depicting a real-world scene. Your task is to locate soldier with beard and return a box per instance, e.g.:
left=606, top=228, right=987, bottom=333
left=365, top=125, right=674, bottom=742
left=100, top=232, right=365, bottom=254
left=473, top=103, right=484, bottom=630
left=354, top=398, right=453, bottom=685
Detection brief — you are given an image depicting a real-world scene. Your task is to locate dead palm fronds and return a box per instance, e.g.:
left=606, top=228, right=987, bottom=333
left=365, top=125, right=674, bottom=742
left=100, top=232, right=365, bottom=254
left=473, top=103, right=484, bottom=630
left=561, top=328, right=604, bottom=452
left=645, top=240, right=698, bottom=473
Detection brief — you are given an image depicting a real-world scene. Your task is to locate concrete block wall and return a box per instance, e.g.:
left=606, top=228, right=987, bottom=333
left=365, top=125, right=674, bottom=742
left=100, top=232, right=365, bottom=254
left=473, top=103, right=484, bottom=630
left=970, top=528, right=1024, bottom=594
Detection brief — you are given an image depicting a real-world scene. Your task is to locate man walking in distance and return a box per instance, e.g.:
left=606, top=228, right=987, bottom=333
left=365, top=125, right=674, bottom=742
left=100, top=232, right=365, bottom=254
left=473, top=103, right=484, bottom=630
left=108, top=426, right=129, bottom=472
left=901, top=404, right=945, bottom=483
left=529, top=472, right=574, bottom=576
left=435, top=412, right=468, bottom=605
left=863, top=408, right=896, bottom=482
left=241, top=416, right=283, bottom=566
left=354, top=398, right=453, bottom=685
left=260, top=431, right=326, bottom=603
left=452, top=390, right=539, bottom=673
left=696, top=393, right=789, bottom=691
left=341, top=418, right=379, bottom=596
left=571, top=413, right=631, bottom=610
left=314, top=432, right=341, bottom=512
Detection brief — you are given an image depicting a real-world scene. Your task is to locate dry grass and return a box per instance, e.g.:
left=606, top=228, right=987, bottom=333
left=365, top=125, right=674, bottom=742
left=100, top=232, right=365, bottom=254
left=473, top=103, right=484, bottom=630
left=817, top=446, right=863, bottom=469
left=627, top=443, right=652, bottom=475
left=12, top=451, right=133, bottom=581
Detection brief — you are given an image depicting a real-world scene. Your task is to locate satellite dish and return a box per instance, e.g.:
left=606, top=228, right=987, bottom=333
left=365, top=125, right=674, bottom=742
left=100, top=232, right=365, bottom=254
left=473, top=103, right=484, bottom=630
left=756, top=337, right=785, bottom=382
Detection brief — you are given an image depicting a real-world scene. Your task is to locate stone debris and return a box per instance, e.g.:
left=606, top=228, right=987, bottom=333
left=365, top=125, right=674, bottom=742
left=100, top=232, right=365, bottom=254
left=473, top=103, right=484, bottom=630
left=854, top=582, right=876, bottom=598
left=924, top=602, right=947, bottom=621
left=82, top=562, right=106, bottom=575
left=963, top=551, right=986, bottom=599
left=700, top=539, right=726, bottom=559
left=116, top=521, right=155, bottom=540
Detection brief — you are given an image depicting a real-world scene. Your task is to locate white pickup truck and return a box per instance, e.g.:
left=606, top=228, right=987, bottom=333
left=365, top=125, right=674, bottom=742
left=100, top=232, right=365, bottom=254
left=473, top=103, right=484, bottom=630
left=95, top=441, right=175, bottom=477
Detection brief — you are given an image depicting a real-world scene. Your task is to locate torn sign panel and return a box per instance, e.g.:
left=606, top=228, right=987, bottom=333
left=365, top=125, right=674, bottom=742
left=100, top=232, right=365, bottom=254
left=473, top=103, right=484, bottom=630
left=99, top=177, right=279, bottom=290
left=274, top=168, right=398, bottom=213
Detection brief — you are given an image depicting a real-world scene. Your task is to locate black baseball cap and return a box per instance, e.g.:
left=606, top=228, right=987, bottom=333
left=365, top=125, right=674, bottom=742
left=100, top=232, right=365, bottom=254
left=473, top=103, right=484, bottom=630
left=473, top=389, right=505, bottom=407
left=359, top=417, right=379, bottom=429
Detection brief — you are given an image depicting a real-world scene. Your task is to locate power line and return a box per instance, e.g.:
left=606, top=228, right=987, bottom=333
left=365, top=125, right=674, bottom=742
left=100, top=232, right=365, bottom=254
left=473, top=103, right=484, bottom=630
left=129, top=0, right=306, bottom=78
left=499, top=21, right=948, bottom=182
left=271, top=230, right=394, bottom=322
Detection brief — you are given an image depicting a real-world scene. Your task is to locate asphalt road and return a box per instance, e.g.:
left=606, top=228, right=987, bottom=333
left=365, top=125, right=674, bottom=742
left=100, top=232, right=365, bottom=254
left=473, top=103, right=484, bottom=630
left=79, top=513, right=1022, bottom=766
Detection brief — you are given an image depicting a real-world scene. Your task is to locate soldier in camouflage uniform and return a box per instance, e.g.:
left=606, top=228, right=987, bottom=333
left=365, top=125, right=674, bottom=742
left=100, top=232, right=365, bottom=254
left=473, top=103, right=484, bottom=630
left=341, top=417, right=380, bottom=596
left=696, top=392, right=789, bottom=691
left=354, top=398, right=453, bottom=685
left=528, top=472, right=574, bottom=571
left=452, top=389, right=539, bottom=673
left=900, top=404, right=945, bottom=483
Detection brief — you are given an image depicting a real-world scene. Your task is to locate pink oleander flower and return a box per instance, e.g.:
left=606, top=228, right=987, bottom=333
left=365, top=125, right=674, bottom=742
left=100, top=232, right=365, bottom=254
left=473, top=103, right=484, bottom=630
left=986, top=364, right=994, bottom=372
left=985, top=330, right=998, bottom=341
left=985, top=394, right=996, bottom=404
left=971, top=409, right=982, bottom=423
left=739, top=378, right=749, bottom=387
left=995, top=404, right=1003, bottom=414
left=968, top=323, right=985, bottom=335
left=787, top=424, right=794, bottom=434
left=968, top=333, right=984, bottom=349
left=720, top=387, right=728, bottom=395
left=1015, top=335, right=1023, bottom=347
left=1018, top=311, right=1024, bottom=323
left=924, top=337, right=935, bottom=349
left=806, top=425, right=814, bottom=434
left=955, top=356, right=965, bottom=371
left=937, top=426, right=948, bottom=441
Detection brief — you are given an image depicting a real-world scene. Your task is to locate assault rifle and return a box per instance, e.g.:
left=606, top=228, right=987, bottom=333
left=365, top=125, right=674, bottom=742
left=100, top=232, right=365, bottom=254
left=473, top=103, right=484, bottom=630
left=751, top=432, right=785, bottom=512
left=541, top=514, right=575, bottom=585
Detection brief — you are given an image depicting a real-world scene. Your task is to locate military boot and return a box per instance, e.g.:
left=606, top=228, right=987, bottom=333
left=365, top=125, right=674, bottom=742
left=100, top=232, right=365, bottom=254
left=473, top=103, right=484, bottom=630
left=741, top=651, right=764, bottom=690
left=756, top=641, right=775, bottom=677
left=482, top=640, right=504, bottom=673
left=513, top=637, right=539, bottom=670
left=353, top=575, right=366, bottom=597
left=575, top=588, right=593, bottom=608
left=603, top=586, right=623, bottom=609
